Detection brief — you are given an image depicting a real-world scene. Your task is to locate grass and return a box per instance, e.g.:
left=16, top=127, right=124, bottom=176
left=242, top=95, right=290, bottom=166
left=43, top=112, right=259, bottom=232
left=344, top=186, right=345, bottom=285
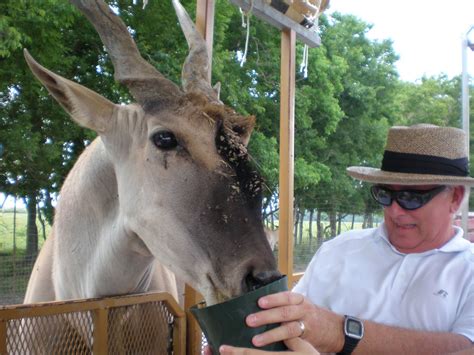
left=0, top=210, right=50, bottom=304
left=0, top=211, right=49, bottom=253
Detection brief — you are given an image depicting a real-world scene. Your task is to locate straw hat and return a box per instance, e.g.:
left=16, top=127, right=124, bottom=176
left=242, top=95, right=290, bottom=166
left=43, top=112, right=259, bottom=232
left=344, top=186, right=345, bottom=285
left=347, top=124, right=474, bottom=186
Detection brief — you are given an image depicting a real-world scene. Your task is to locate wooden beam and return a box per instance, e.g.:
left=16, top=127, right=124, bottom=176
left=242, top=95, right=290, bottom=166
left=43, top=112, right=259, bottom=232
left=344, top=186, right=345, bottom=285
left=0, top=318, right=6, bottom=355
left=184, top=284, right=204, bottom=355
left=229, top=0, right=321, bottom=47
left=92, top=308, right=109, bottom=354
left=196, top=0, right=216, bottom=82
left=278, top=28, right=296, bottom=286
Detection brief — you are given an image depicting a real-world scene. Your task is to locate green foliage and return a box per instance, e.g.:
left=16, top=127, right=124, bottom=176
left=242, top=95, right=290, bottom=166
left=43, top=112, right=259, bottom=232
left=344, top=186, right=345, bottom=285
left=0, top=16, right=22, bottom=57
left=395, top=75, right=460, bottom=127
left=0, top=0, right=125, bottom=223
left=298, top=12, right=399, bottom=219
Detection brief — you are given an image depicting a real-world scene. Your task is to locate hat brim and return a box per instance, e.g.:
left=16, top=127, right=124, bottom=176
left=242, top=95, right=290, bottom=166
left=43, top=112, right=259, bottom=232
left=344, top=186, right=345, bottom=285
left=347, top=166, right=474, bottom=186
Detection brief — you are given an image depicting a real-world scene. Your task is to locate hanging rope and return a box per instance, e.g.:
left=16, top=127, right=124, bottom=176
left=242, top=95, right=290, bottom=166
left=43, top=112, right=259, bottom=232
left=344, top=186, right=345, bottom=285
left=239, top=0, right=254, bottom=67
left=132, top=0, right=148, bottom=9
left=299, top=44, right=309, bottom=78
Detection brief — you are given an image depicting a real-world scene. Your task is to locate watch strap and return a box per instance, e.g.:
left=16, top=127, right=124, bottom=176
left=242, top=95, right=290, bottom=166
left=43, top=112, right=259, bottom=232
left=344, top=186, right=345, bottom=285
left=336, top=335, right=359, bottom=355
left=336, top=315, right=364, bottom=355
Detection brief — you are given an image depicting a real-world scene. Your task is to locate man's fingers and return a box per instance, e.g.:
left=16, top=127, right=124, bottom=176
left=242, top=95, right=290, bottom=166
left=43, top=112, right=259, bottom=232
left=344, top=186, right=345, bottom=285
left=251, top=321, right=306, bottom=347
left=246, top=292, right=307, bottom=328
left=218, top=339, right=319, bottom=354
left=284, top=337, right=320, bottom=354
left=257, top=291, right=305, bottom=309
left=246, top=304, right=305, bottom=328
left=218, top=345, right=266, bottom=354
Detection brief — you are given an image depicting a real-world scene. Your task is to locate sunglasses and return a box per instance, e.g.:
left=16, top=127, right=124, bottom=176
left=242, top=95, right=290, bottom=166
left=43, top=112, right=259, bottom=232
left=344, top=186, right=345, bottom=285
left=370, top=185, right=447, bottom=210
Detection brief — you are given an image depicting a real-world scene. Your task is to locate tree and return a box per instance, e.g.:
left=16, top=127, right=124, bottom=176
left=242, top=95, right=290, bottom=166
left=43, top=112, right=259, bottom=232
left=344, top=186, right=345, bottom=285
left=395, top=75, right=460, bottom=127
left=0, top=0, right=123, bottom=257
left=308, top=13, right=400, bottom=235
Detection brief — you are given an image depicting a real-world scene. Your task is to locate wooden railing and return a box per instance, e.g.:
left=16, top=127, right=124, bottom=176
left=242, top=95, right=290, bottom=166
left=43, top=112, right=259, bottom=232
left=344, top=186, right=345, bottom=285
left=0, top=292, right=185, bottom=354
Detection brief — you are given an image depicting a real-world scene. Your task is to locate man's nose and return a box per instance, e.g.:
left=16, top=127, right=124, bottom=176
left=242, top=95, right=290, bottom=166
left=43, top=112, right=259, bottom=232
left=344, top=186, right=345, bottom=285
left=385, top=199, right=407, bottom=215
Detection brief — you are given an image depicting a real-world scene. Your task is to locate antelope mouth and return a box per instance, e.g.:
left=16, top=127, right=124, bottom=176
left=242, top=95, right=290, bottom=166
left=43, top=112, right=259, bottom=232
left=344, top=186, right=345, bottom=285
left=243, top=270, right=283, bottom=293
left=204, top=269, right=283, bottom=305
left=205, top=274, right=234, bottom=305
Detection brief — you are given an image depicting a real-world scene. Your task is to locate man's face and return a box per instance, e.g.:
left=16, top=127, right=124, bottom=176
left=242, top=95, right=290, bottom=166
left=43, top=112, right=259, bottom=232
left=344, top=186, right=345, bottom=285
left=382, top=184, right=464, bottom=253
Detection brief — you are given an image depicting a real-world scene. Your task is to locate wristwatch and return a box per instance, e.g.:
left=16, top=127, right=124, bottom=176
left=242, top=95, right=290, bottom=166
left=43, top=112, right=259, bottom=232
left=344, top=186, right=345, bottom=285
left=336, top=315, right=364, bottom=355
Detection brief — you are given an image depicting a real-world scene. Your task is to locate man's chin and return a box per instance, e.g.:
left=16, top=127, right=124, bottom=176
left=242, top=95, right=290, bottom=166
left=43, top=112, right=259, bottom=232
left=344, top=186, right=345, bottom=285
left=389, top=233, right=422, bottom=253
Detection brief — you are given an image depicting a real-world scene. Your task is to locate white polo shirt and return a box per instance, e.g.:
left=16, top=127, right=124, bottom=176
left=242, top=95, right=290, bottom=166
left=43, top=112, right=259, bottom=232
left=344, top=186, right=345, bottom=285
left=293, top=224, right=474, bottom=342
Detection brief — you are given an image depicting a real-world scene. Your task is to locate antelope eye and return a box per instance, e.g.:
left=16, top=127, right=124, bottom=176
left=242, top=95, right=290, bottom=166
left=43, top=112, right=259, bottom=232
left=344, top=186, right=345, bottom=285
left=152, top=131, right=178, bottom=150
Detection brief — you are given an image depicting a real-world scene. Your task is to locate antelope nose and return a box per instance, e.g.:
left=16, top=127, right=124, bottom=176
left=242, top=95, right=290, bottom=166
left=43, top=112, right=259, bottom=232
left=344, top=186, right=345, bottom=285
left=244, top=270, right=282, bottom=292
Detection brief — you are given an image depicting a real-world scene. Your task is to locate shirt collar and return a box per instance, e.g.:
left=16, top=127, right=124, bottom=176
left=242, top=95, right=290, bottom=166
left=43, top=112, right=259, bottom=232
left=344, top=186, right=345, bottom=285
left=438, top=226, right=471, bottom=252
left=378, top=223, right=471, bottom=255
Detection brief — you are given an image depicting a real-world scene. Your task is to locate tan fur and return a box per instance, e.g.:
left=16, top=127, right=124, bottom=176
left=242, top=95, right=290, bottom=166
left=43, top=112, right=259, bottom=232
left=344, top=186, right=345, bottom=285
left=24, top=231, right=56, bottom=303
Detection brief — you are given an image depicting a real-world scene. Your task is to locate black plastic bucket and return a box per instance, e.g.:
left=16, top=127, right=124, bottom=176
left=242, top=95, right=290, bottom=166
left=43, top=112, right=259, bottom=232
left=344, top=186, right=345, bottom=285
left=190, top=275, right=289, bottom=354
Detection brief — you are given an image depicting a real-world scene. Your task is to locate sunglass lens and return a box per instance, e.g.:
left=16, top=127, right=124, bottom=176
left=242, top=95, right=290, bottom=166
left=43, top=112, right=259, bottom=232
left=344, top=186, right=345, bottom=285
left=371, top=186, right=392, bottom=206
left=396, top=191, right=423, bottom=210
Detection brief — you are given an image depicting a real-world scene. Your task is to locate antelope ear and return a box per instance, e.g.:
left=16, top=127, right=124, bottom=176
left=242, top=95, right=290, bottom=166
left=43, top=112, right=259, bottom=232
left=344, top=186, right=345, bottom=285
left=233, top=115, right=256, bottom=147
left=213, top=82, right=221, bottom=101
left=24, top=49, right=115, bottom=134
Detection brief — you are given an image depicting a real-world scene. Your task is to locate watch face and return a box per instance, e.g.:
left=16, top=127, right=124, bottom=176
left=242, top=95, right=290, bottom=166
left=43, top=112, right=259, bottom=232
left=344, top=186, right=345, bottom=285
left=347, top=318, right=363, bottom=337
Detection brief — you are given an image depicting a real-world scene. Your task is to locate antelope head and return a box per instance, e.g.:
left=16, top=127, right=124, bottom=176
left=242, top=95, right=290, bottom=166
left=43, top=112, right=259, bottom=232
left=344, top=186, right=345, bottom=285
left=24, top=0, right=280, bottom=304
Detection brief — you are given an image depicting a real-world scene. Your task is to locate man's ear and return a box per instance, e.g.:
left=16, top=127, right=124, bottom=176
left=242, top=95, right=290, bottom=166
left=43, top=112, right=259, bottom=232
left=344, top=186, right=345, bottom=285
left=450, top=185, right=466, bottom=213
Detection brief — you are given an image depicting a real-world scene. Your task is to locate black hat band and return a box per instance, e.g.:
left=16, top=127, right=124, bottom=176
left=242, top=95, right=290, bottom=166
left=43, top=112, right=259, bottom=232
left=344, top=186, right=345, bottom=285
left=381, top=150, right=469, bottom=177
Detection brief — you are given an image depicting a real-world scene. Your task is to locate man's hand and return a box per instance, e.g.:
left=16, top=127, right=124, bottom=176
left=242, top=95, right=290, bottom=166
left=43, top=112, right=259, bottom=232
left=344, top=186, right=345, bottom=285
left=244, top=291, right=343, bottom=353
left=218, top=337, right=320, bottom=354
left=203, top=291, right=343, bottom=354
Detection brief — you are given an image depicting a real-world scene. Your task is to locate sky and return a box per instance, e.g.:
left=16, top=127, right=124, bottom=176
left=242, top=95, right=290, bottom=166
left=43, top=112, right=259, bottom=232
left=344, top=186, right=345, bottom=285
left=326, top=0, right=474, bottom=82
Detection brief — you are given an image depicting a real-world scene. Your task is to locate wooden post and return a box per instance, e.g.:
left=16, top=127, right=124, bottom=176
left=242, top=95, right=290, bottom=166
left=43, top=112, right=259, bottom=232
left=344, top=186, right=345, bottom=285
left=278, top=28, right=296, bottom=287
left=196, top=0, right=215, bottom=83
left=92, top=308, right=108, bottom=353
left=0, top=318, right=6, bottom=354
left=173, top=308, right=187, bottom=355
left=184, top=284, right=204, bottom=355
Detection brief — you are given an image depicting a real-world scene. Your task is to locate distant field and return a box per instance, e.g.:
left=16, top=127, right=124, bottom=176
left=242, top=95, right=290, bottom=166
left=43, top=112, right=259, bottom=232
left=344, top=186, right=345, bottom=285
left=0, top=211, right=49, bottom=253
left=0, top=210, right=50, bottom=304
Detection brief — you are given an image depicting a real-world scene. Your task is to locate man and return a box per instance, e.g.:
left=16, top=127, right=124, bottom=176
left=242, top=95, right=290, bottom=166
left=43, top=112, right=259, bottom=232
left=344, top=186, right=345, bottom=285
left=223, top=124, right=474, bottom=354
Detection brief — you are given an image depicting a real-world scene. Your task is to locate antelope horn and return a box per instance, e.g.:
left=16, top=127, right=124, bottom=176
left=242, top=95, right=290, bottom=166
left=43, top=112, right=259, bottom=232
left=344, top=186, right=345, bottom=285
left=172, top=0, right=220, bottom=103
left=70, top=0, right=182, bottom=105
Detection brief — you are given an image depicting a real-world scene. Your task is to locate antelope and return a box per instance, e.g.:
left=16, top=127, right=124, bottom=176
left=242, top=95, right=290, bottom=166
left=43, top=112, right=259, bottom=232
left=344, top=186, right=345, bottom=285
left=23, top=0, right=280, bottom=308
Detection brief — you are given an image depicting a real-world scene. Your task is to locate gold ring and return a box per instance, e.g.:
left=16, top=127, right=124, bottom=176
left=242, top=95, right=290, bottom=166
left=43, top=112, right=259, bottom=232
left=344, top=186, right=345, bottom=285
left=298, top=320, right=306, bottom=338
